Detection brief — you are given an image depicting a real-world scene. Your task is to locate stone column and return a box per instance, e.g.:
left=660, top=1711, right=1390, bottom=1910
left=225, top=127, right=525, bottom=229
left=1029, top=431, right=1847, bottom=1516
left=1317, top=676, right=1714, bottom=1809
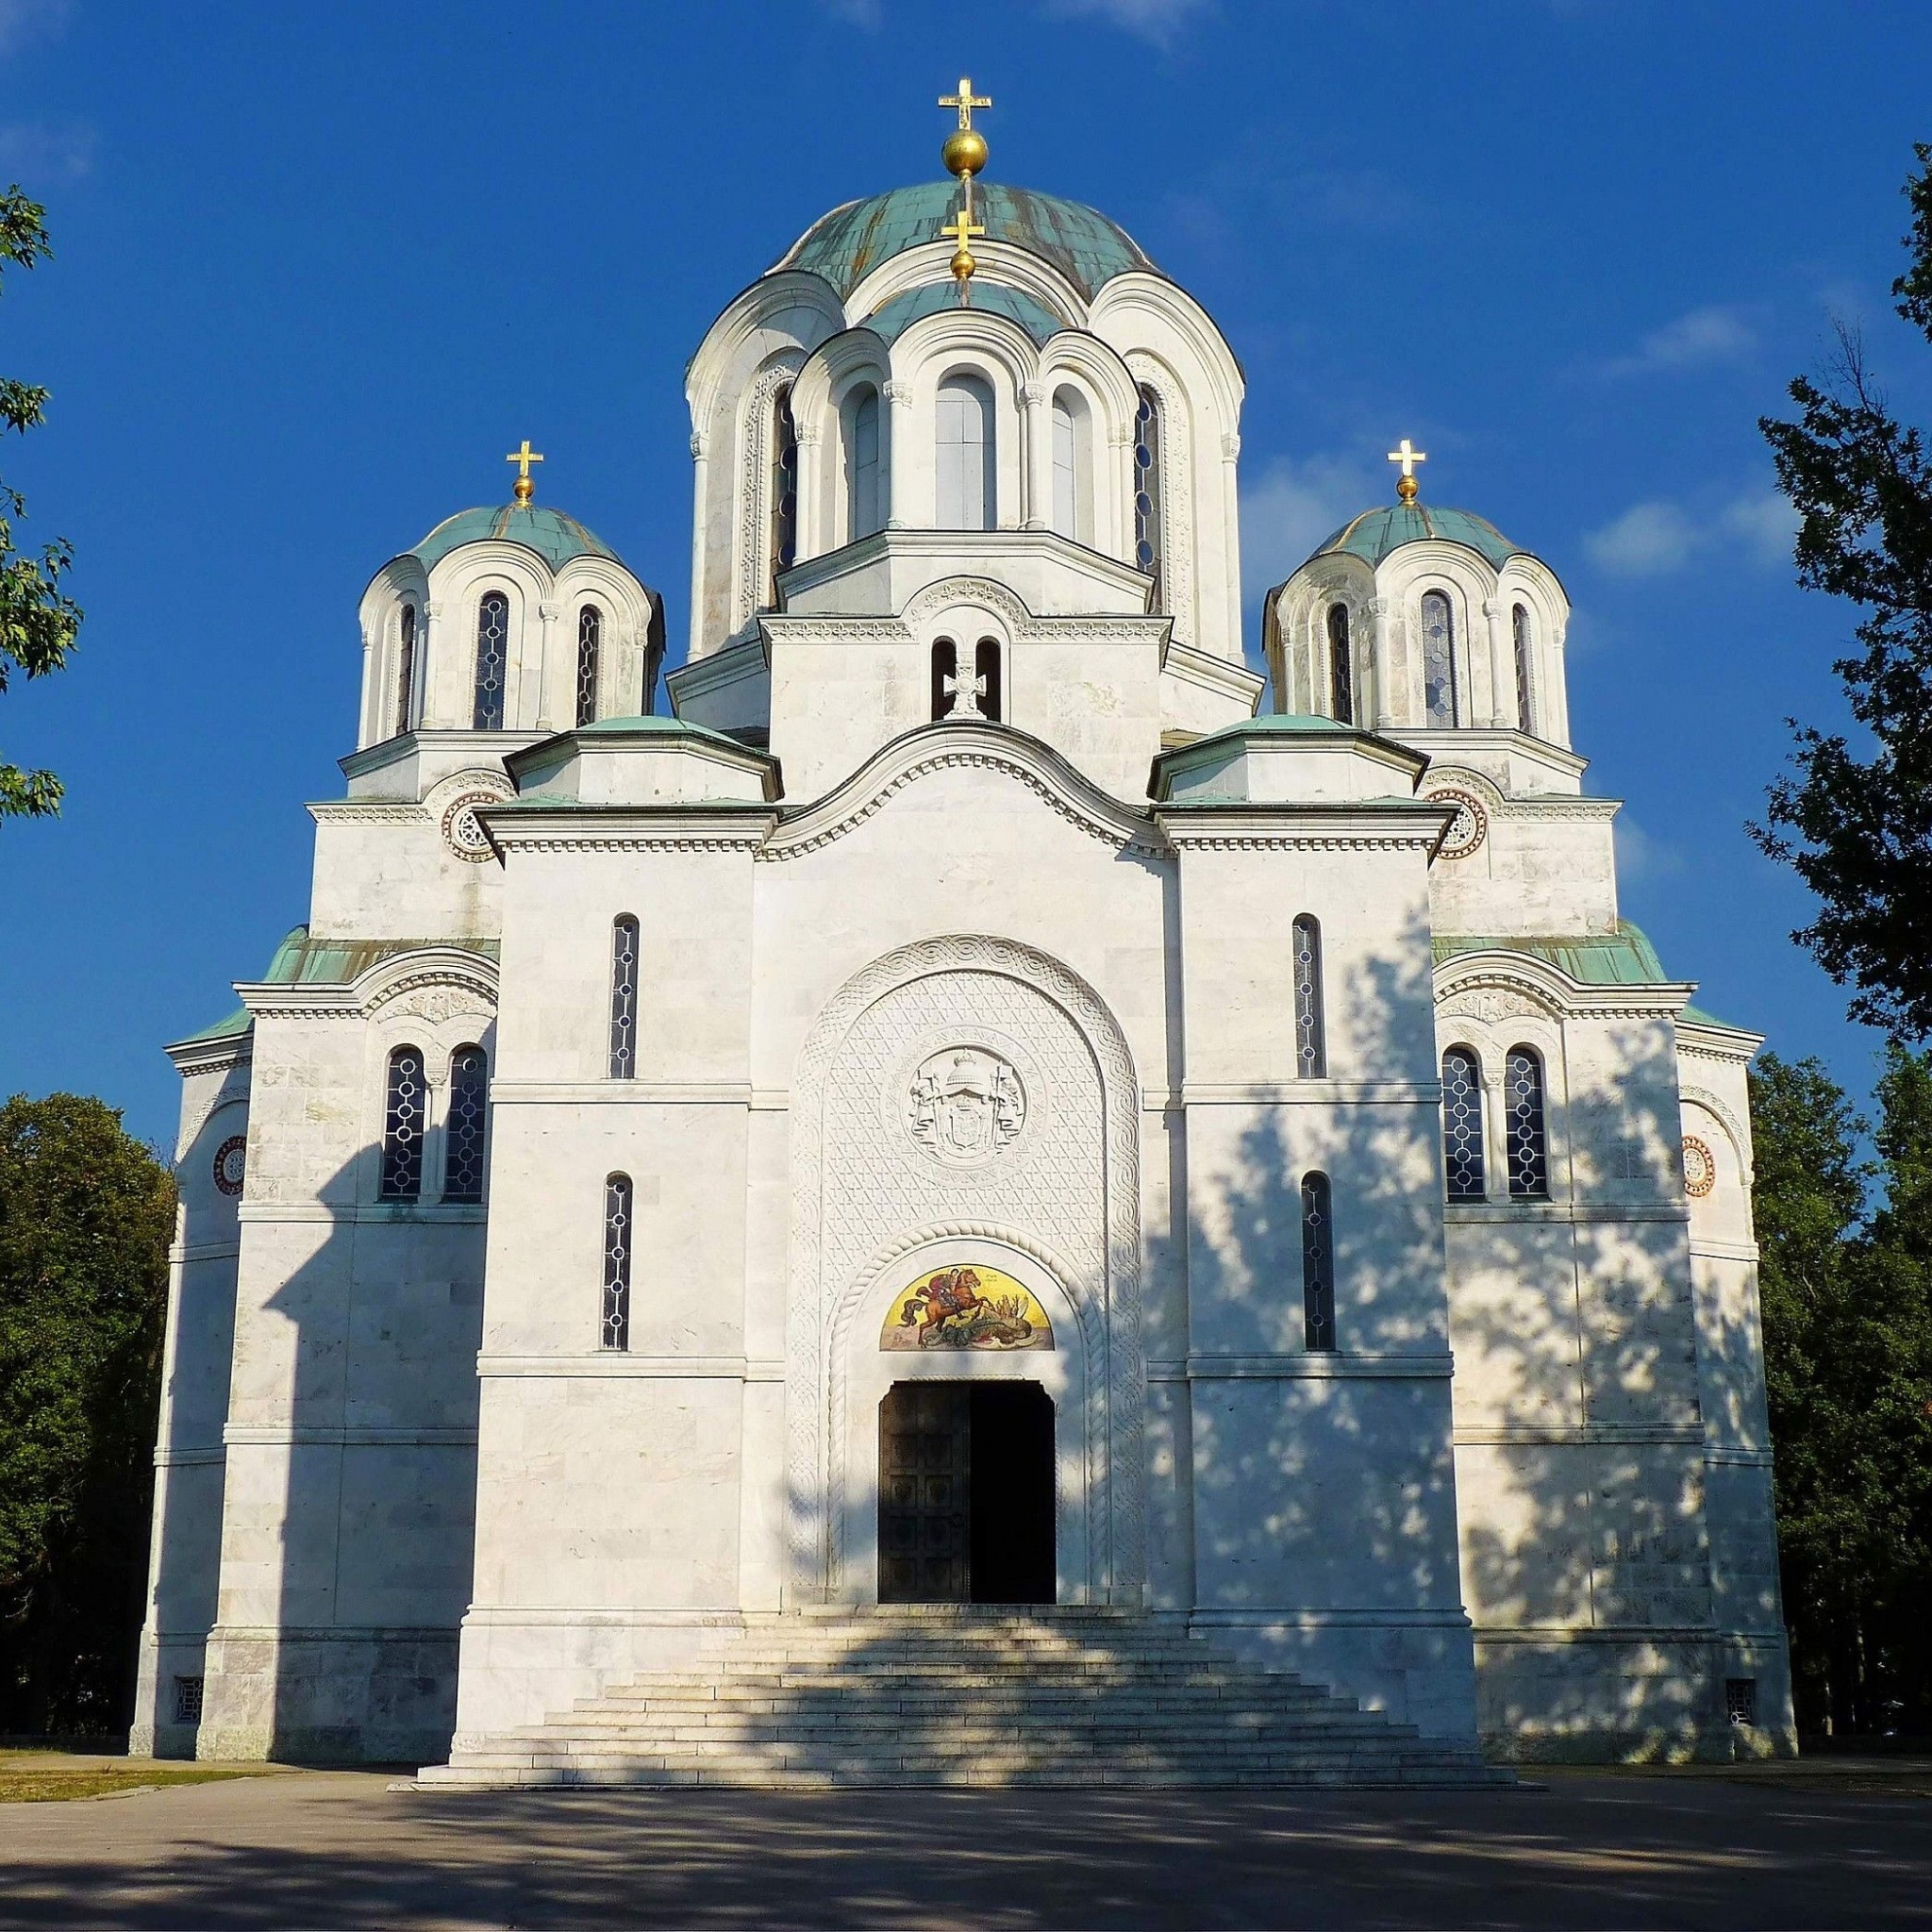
left=1021, top=379, right=1050, bottom=531
left=792, top=417, right=823, bottom=563
left=687, top=430, right=709, bottom=662
left=1370, top=596, right=1396, bottom=729
left=356, top=622, right=377, bottom=750
left=535, top=600, right=560, bottom=731
left=422, top=601, right=444, bottom=730
left=1483, top=596, right=1511, bottom=728
left=884, top=379, right=913, bottom=529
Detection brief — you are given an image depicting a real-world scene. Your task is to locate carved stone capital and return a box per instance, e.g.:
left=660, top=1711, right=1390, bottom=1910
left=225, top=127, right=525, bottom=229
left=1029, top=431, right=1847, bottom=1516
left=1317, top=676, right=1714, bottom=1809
left=883, top=379, right=913, bottom=407
left=1367, top=597, right=1390, bottom=618
left=794, top=419, right=823, bottom=447
left=1021, top=380, right=1047, bottom=408
left=1482, top=597, right=1505, bottom=618
left=690, top=430, right=708, bottom=459
left=538, top=601, right=561, bottom=622
left=1221, top=430, right=1241, bottom=460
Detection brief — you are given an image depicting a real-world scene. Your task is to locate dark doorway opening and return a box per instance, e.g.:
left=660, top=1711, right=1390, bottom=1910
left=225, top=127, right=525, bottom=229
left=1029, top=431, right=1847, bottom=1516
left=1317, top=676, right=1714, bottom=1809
left=878, top=1380, right=1055, bottom=1605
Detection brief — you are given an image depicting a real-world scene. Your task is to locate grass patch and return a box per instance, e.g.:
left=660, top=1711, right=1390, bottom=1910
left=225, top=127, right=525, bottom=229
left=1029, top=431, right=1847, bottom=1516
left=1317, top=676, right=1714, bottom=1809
left=0, top=1759, right=272, bottom=1805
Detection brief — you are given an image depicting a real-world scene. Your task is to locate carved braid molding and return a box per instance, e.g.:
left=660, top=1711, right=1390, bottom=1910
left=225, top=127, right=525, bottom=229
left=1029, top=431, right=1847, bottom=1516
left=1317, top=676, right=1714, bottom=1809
left=1124, top=355, right=1193, bottom=647
left=1680, top=1083, right=1753, bottom=1182
left=784, top=934, right=1146, bottom=1604
left=1436, top=963, right=1689, bottom=1023
left=243, top=963, right=499, bottom=1024
left=762, top=746, right=1166, bottom=862
left=735, top=358, right=802, bottom=630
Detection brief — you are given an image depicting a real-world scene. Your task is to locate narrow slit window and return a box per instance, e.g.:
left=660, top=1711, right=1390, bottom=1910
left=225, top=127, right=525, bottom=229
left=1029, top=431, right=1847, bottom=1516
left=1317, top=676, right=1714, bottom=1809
left=1505, top=1046, right=1549, bottom=1199
left=1441, top=1047, right=1486, bottom=1201
left=1133, top=385, right=1164, bottom=607
left=473, top=591, right=509, bottom=730
left=380, top=1045, right=426, bottom=1201
left=769, top=383, right=798, bottom=603
left=608, top=916, right=640, bottom=1078
left=1326, top=604, right=1353, bottom=724
left=931, top=638, right=958, bottom=721
left=1512, top=603, right=1536, bottom=737
left=443, top=1044, right=488, bottom=1203
left=1421, top=591, right=1457, bottom=726
left=974, top=638, right=1003, bottom=724
left=1291, top=914, right=1325, bottom=1077
left=601, top=1174, right=634, bottom=1352
left=1301, top=1171, right=1337, bottom=1352
left=575, top=605, right=602, bottom=727
left=394, top=604, right=416, bottom=738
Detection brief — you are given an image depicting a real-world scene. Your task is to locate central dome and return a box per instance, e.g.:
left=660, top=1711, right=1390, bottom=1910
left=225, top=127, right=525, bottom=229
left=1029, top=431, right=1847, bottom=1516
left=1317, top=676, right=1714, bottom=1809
left=774, top=181, right=1158, bottom=302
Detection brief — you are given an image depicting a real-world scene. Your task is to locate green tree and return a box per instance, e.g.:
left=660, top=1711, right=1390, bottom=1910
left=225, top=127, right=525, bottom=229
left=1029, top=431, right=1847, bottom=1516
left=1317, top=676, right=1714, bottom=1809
left=1753, top=1051, right=1932, bottom=1734
left=0, top=1095, right=173, bottom=1734
left=0, top=185, right=81, bottom=819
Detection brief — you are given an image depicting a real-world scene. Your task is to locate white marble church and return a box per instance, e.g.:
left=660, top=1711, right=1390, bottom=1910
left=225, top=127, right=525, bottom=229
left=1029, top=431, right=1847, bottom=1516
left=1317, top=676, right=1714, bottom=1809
left=131, top=94, right=1794, bottom=1779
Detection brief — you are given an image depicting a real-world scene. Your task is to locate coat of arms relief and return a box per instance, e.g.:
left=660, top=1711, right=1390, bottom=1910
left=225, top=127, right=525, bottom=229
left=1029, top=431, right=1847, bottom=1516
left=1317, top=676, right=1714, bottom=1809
left=906, top=1046, right=1027, bottom=1167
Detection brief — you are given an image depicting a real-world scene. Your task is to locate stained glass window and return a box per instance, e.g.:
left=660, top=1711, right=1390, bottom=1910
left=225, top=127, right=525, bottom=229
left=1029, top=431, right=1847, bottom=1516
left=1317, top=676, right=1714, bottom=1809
left=847, top=385, right=881, bottom=540
left=443, top=1045, right=488, bottom=1203
left=1326, top=604, right=1353, bottom=724
left=601, top=1173, right=634, bottom=1352
left=1505, top=1046, right=1549, bottom=1199
left=1512, top=603, right=1535, bottom=737
left=575, top=605, right=602, bottom=727
left=1133, top=386, right=1163, bottom=606
left=1422, top=591, right=1457, bottom=725
left=975, top=639, right=1002, bottom=724
left=1301, top=1171, right=1336, bottom=1352
left=1441, top=1047, right=1486, bottom=1201
left=609, top=915, right=640, bottom=1079
left=473, top=591, right=508, bottom=730
left=1291, top=914, right=1325, bottom=1078
left=380, top=1045, right=425, bottom=1201
left=768, top=384, right=799, bottom=607
left=936, top=375, right=994, bottom=530
left=395, top=604, right=416, bottom=738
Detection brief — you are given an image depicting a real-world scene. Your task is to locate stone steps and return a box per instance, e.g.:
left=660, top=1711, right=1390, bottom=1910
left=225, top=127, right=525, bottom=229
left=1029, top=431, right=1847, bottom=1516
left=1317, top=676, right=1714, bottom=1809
left=418, top=1608, right=1508, bottom=1790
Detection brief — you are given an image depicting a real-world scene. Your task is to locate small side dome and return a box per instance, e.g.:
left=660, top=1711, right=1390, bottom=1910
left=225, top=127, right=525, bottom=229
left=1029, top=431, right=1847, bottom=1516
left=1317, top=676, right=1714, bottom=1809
left=1314, top=503, right=1523, bottom=572
left=408, top=503, right=623, bottom=575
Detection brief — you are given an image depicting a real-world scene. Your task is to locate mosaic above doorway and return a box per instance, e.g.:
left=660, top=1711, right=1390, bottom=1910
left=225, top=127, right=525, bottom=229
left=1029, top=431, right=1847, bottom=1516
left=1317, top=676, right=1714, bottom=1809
left=882, top=1264, right=1055, bottom=1351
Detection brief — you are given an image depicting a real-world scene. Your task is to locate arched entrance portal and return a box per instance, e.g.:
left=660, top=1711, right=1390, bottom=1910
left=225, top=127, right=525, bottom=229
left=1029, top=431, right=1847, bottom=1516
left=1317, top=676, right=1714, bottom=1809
left=879, top=1381, right=1056, bottom=1604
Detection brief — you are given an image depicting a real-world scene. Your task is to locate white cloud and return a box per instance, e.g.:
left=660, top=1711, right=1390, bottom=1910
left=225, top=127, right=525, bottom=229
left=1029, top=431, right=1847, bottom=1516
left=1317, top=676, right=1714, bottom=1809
left=1603, top=304, right=1757, bottom=378
left=1613, top=813, right=1684, bottom=885
left=0, top=0, right=73, bottom=54
left=1583, top=500, right=1699, bottom=576
left=1043, top=0, right=1215, bottom=47
left=1239, top=453, right=1376, bottom=599
left=0, top=119, right=95, bottom=180
left=1583, top=487, right=1796, bottom=578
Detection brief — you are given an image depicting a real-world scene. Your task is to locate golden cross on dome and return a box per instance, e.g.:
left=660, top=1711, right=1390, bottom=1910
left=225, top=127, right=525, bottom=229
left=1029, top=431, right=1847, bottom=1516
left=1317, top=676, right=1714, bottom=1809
left=1386, top=438, right=1427, bottom=505
left=505, top=439, right=544, bottom=505
left=940, top=76, right=991, bottom=130
left=941, top=205, right=985, bottom=302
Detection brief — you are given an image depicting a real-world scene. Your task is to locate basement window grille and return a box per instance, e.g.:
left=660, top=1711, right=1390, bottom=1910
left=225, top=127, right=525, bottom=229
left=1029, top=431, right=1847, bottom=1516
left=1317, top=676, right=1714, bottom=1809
left=174, top=1675, right=205, bottom=1724
left=1724, top=1678, right=1757, bottom=1726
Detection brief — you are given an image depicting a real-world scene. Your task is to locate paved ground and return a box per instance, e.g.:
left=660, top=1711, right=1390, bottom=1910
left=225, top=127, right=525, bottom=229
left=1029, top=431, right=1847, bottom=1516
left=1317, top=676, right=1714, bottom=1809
left=2, top=1762, right=1928, bottom=1929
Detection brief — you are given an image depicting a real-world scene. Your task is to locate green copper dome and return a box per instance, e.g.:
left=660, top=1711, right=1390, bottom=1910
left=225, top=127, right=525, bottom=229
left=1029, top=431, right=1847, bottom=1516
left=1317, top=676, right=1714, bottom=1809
left=862, top=281, right=1067, bottom=347
left=409, top=503, right=621, bottom=574
left=1315, top=503, right=1522, bottom=571
left=775, top=181, right=1158, bottom=303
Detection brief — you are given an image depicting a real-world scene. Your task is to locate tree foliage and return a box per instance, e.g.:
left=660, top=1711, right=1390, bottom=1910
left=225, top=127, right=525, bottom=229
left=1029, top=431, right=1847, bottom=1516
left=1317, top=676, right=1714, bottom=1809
left=0, top=1094, right=173, bottom=1734
left=1755, top=146, right=1932, bottom=1038
left=0, top=186, right=80, bottom=820
left=1753, top=1050, right=1932, bottom=1734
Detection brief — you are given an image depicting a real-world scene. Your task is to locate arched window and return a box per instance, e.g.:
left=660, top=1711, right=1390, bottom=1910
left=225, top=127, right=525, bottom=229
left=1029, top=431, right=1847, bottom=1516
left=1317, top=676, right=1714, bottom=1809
left=575, top=604, right=602, bottom=728
left=1441, top=1047, right=1486, bottom=1201
left=1051, top=387, right=1090, bottom=543
left=608, top=916, right=640, bottom=1078
left=1326, top=604, right=1353, bottom=725
left=443, top=1044, right=488, bottom=1203
left=1505, top=1046, right=1549, bottom=1199
left=473, top=591, right=509, bottom=730
left=1291, top=914, right=1325, bottom=1077
left=931, top=638, right=958, bottom=721
left=1421, top=591, right=1457, bottom=726
left=845, top=384, right=881, bottom=541
left=769, top=383, right=798, bottom=603
left=936, top=374, right=994, bottom=531
left=379, top=1045, right=426, bottom=1201
left=1512, top=603, right=1536, bottom=736
left=975, top=639, right=1003, bottom=724
left=1133, top=385, right=1164, bottom=606
left=394, top=604, right=416, bottom=738
left=601, top=1174, right=634, bottom=1352
left=1301, top=1171, right=1337, bottom=1352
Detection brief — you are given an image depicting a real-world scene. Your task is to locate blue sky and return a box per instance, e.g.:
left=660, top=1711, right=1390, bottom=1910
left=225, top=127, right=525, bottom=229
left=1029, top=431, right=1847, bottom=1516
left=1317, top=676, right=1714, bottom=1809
left=2, top=0, right=1928, bottom=1148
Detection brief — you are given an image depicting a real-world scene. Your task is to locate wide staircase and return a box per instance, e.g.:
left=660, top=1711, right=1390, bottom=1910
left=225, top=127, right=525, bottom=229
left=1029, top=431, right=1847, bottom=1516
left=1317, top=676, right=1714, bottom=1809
left=418, top=1607, right=1510, bottom=1789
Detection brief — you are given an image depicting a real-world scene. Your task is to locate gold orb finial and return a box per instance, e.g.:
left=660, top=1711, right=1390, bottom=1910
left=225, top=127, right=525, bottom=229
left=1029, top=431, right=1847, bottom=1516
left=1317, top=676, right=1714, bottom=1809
left=942, top=127, right=988, bottom=179
left=506, top=438, right=544, bottom=506
left=940, top=207, right=985, bottom=297
left=1386, top=438, right=1426, bottom=505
